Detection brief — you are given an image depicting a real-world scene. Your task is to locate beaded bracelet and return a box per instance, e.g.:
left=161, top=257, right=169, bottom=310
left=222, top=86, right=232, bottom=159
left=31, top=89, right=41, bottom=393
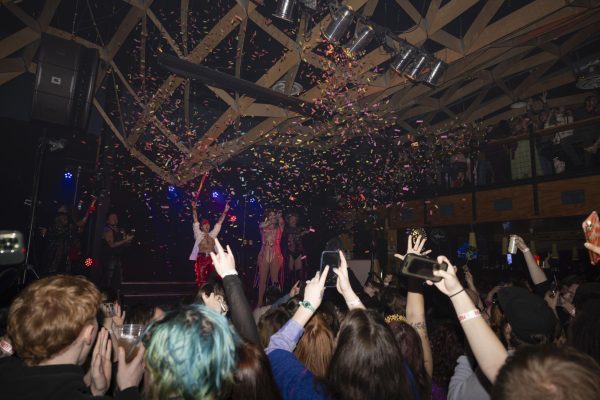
left=299, top=300, right=315, bottom=312
left=458, top=309, right=482, bottom=323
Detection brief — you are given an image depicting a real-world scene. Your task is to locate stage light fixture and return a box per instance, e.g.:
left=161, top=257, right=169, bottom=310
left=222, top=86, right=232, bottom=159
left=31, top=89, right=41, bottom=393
left=212, top=191, right=219, bottom=198
left=273, top=0, right=296, bottom=22
left=423, top=58, right=446, bottom=87
left=344, top=22, right=375, bottom=58
left=64, top=171, right=73, bottom=179
left=406, top=52, right=428, bottom=81
left=322, top=5, right=354, bottom=44
left=84, top=257, right=94, bottom=268
left=168, top=185, right=175, bottom=192
left=390, top=45, right=417, bottom=75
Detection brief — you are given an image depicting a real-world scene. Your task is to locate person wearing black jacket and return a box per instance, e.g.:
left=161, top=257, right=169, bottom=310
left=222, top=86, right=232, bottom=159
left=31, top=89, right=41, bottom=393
left=0, top=275, right=144, bottom=400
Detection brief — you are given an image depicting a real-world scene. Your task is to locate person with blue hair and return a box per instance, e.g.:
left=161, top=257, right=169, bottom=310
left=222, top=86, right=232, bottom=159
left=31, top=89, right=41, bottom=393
left=143, top=303, right=239, bottom=400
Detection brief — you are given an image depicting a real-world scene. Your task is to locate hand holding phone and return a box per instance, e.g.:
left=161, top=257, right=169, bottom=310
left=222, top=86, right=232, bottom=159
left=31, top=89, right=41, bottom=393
left=401, top=253, right=448, bottom=282
left=320, top=251, right=340, bottom=288
left=582, top=211, right=600, bottom=265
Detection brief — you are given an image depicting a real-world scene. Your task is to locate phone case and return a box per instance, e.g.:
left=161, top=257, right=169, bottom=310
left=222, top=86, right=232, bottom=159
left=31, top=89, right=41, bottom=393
left=583, top=211, right=600, bottom=265
left=400, top=254, right=446, bottom=282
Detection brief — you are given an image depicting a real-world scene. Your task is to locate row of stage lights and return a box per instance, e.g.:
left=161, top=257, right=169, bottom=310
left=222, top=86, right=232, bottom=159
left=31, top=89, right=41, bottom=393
left=274, top=0, right=446, bottom=87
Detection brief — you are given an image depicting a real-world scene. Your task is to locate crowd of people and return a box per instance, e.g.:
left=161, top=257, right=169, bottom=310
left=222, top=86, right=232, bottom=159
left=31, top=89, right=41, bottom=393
left=1, top=226, right=600, bottom=399
left=434, top=94, right=599, bottom=189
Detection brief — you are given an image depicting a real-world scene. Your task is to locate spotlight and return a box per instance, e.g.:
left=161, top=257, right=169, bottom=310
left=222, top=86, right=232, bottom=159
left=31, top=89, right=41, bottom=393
left=84, top=257, right=94, bottom=268
left=64, top=172, right=73, bottom=179
left=212, top=191, right=219, bottom=199
left=273, top=0, right=295, bottom=22
left=322, top=5, right=354, bottom=45
left=167, top=185, right=175, bottom=192
left=344, top=22, right=375, bottom=58
left=391, top=45, right=417, bottom=74
left=406, top=52, right=428, bottom=81
left=249, top=197, right=256, bottom=203
left=423, top=58, right=446, bottom=87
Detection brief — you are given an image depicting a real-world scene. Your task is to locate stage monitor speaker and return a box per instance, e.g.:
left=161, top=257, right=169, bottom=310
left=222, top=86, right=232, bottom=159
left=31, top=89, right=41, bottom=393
left=32, top=34, right=99, bottom=130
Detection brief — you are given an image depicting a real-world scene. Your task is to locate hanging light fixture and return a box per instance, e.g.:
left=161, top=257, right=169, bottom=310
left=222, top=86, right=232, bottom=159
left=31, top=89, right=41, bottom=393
left=273, top=0, right=296, bottom=22
left=344, top=21, right=375, bottom=58
left=391, top=44, right=417, bottom=75
left=406, top=52, right=428, bottom=80
left=551, top=243, right=559, bottom=259
left=322, top=5, right=354, bottom=44
left=468, top=231, right=477, bottom=248
left=423, top=58, right=446, bottom=86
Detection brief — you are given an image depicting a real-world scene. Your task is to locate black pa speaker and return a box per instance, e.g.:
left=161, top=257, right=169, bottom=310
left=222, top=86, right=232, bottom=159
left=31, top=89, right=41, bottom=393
left=32, top=34, right=99, bottom=130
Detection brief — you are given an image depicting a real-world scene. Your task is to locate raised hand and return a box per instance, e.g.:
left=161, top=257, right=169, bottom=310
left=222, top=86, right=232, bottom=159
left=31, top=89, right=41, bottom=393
left=224, top=201, right=231, bottom=213
left=88, top=328, right=112, bottom=396
left=333, top=250, right=353, bottom=298
left=112, top=302, right=126, bottom=328
left=513, top=235, right=529, bottom=252
left=210, top=239, right=237, bottom=277
left=289, top=281, right=301, bottom=297
left=303, top=266, right=329, bottom=310
left=426, top=256, right=463, bottom=297
left=116, top=344, right=145, bottom=391
left=394, top=234, right=432, bottom=261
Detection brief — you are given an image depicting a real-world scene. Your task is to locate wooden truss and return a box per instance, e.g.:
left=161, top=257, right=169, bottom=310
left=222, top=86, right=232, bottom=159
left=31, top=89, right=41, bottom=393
left=0, top=0, right=599, bottom=185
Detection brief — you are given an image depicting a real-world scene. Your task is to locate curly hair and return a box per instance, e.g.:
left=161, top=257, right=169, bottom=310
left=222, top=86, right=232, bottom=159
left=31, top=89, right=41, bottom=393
left=143, top=304, right=239, bottom=400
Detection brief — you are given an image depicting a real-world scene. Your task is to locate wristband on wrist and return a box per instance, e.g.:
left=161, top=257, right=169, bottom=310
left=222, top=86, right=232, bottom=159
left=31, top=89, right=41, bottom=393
left=221, top=271, right=238, bottom=278
left=458, top=309, right=482, bottom=323
left=522, top=248, right=530, bottom=253
left=449, top=288, right=465, bottom=298
left=299, top=300, right=316, bottom=313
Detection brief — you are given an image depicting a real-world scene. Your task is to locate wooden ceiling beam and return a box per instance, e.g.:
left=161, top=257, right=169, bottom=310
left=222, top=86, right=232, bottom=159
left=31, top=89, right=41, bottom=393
left=127, top=3, right=250, bottom=146
left=463, top=0, right=504, bottom=52
left=146, top=9, right=183, bottom=58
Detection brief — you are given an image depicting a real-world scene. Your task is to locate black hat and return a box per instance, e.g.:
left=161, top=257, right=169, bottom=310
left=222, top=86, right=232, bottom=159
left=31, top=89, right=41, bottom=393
left=572, top=282, right=600, bottom=309
left=497, top=287, right=557, bottom=343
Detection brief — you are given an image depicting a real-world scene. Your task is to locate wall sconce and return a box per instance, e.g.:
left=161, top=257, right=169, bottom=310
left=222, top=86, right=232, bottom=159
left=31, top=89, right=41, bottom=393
left=344, top=22, right=375, bottom=58
left=322, top=5, right=354, bottom=44
left=273, top=0, right=296, bottom=22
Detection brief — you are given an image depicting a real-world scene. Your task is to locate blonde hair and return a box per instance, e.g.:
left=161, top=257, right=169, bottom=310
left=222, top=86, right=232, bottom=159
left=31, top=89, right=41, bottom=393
left=8, top=275, right=101, bottom=365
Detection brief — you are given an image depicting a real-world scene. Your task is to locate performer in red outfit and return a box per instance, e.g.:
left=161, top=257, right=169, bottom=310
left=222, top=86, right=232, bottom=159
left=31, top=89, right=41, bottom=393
left=189, top=201, right=230, bottom=287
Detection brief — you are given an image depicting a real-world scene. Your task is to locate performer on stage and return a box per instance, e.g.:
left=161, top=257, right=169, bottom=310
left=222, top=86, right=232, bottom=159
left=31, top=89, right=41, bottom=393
left=257, top=209, right=284, bottom=307
left=284, top=213, right=313, bottom=287
left=189, top=201, right=230, bottom=287
left=42, top=200, right=96, bottom=276
left=102, top=212, right=134, bottom=290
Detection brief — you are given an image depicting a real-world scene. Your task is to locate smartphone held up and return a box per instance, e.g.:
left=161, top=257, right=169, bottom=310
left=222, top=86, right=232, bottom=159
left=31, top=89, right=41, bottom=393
left=320, top=251, right=340, bottom=288
left=400, top=254, right=448, bottom=282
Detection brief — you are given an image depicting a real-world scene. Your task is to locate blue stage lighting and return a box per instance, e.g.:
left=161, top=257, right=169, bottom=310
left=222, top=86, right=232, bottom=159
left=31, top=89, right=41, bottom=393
left=212, top=191, right=219, bottom=198
left=249, top=197, right=256, bottom=203
left=168, top=186, right=175, bottom=192
left=64, top=172, right=73, bottom=179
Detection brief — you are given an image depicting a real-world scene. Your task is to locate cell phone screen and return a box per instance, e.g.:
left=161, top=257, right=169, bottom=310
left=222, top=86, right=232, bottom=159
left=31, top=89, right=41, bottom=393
left=320, top=251, right=340, bottom=287
left=405, top=256, right=438, bottom=280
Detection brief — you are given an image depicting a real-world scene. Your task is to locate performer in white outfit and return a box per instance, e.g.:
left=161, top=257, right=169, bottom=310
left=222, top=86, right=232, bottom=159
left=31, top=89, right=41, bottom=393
left=189, top=201, right=230, bottom=287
